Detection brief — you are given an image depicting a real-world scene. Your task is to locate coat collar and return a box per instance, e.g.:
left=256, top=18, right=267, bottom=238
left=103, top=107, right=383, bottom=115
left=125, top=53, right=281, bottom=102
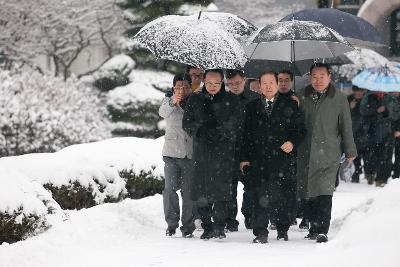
left=304, top=83, right=336, bottom=98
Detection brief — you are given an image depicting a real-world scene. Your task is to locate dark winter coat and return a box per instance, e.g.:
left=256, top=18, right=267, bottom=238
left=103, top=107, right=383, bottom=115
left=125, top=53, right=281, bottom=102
left=240, top=94, right=306, bottom=189
left=230, top=89, right=261, bottom=178
left=182, top=87, right=241, bottom=202
left=347, top=94, right=367, bottom=151
left=297, top=84, right=357, bottom=198
left=359, top=92, right=400, bottom=145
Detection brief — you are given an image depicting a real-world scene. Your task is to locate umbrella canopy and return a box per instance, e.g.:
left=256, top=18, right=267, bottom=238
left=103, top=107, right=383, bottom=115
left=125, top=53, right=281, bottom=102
left=352, top=65, right=400, bottom=92
left=244, top=55, right=352, bottom=78
left=195, top=11, right=257, bottom=37
left=280, top=8, right=385, bottom=48
left=335, top=48, right=389, bottom=80
left=245, top=20, right=354, bottom=62
left=133, top=15, right=247, bottom=69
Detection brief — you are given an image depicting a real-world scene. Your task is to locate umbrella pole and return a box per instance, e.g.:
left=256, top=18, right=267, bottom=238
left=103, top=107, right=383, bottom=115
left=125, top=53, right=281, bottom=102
left=291, top=40, right=296, bottom=92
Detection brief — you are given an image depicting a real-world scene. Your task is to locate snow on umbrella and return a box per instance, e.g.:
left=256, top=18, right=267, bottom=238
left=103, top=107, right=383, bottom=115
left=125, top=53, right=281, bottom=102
left=335, top=48, right=389, bottom=80
left=244, top=55, right=352, bottom=78
left=280, top=8, right=385, bottom=49
left=193, top=11, right=257, bottom=37
left=245, top=20, right=354, bottom=62
left=352, top=65, right=400, bottom=92
left=133, top=15, right=247, bottom=69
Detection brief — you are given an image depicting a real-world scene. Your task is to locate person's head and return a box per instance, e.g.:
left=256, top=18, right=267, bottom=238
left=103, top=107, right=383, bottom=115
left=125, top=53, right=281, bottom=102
left=203, top=69, right=224, bottom=95
left=259, top=71, right=278, bottom=100
left=352, top=85, right=366, bottom=99
left=249, top=79, right=261, bottom=94
left=226, top=69, right=246, bottom=95
left=310, top=63, right=331, bottom=92
left=173, top=73, right=192, bottom=98
left=278, top=70, right=294, bottom=93
left=185, top=65, right=204, bottom=89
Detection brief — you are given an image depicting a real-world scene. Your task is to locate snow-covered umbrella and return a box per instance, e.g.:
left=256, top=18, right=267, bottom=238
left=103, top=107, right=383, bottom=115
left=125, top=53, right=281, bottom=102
left=244, top=55, right=352, bottom=78
left=352, top=65, right=400, bottom=92
left=244, top=20, right=354, bottom=85
left=194, top=11, right=257, bottom=37
left=334, top=48, right=389, bottom=80
left=133, top=15, right=248, bottom=69
left=245, top=20, right=354, bottom=62
left=280, top=8, right=385, bottom=49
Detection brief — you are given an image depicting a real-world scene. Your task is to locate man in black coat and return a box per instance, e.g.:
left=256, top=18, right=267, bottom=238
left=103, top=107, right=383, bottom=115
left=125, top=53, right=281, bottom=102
left=347, top=86, right=366, bottom=183
left=360, top=91, right=400, bottom=186
left=225, top=69, right=260, bottom=231
left=183, top=69, right=241, bottom=240
left=240, top=71, right=306, bottom=243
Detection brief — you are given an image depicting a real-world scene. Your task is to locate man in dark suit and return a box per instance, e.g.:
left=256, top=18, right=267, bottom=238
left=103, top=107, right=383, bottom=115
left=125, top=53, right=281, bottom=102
left=240, top=71, right=306, bottom=243
left=225, top=69, right=260, bottom=231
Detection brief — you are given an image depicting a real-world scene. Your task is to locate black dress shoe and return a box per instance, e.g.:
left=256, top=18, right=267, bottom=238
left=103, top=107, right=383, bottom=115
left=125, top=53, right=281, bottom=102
left=277, top=232, right=289, bottom=241
left=253, top=234, right=268, bottom=244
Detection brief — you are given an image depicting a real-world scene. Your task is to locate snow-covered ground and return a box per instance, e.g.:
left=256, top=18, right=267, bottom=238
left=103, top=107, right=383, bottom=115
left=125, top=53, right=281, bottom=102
left=1, top=177, right=399, bottom=267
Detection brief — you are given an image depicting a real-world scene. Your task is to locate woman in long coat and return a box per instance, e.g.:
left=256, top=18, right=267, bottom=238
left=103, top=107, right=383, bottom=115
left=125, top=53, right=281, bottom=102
left=183, top=69, right=241, bottom=240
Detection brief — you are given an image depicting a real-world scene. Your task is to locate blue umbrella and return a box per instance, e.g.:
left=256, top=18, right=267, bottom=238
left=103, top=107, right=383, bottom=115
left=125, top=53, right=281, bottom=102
left=280, top=8, right=385, bottom=48
left=352, top=66, right=400, bottom=92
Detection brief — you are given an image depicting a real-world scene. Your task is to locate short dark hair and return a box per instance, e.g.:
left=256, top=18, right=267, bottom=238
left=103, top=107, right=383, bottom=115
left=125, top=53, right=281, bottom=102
left=226, top=69, right=245, bottom=79
left=185, top=65, right=199, bottom=74
left=258, top=70, right=278, bottom=83
left=204, top=69, right=224, bottom=80
left=310, top=63, right=331, bottom=75
left=173, top=73, right=192, bottom=86
left=278, top=69, right=294, bottom=81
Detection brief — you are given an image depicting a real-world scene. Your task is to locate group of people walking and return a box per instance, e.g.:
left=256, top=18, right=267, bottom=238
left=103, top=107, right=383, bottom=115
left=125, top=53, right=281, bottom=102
left=159, top=63, right=399, bottom=244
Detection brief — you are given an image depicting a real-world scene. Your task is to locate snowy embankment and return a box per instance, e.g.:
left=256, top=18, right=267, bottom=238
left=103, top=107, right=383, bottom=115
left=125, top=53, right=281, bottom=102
left=0, top=178, right=399, bottom=267
left=0, top=137, right=164, bottom=241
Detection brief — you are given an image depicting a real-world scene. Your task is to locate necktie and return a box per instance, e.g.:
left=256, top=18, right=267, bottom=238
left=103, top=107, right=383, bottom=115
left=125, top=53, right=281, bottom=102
left=266, top=100, right=273, bottom=115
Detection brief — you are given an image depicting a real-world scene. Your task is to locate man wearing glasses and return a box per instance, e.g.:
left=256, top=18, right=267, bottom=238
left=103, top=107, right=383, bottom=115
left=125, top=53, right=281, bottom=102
left=183, top=69, right=241, bottom=240
left=225, top=69, right=260, bottom=232
left=159, top=74, right=195, bottom=238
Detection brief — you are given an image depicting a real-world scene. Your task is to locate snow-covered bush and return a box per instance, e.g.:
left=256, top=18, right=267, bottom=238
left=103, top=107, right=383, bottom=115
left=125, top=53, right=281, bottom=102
left=107, top=69, right=173, bottom=137
left=0, top=70, right=111, bottom=156
left=92, top=54, right=136, bottom=91
left=120, top=168, right=164, bottom=199
left=0, top=137, right=164, bottom=243
left=0, top=168, right=65, bottom=244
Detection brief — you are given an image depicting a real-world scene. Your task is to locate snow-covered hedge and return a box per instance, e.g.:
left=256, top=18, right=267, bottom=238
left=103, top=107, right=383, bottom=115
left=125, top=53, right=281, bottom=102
left=107, top=69, right=173, bottom=138
left=0, top=70, right=111, bottom=156
left=91, top=54, right=136, bottom=91
left=0, top=167, right=65, bottom=244
left=0, top=137, right=164, bottom=243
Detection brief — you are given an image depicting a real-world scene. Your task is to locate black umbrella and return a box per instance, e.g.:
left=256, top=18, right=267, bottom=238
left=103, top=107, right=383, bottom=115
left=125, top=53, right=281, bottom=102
left=244, top=20, right=354, bottom=89
left=244, top=55, right=352, bottom=78
left=280, top=8, right=385, bottom=48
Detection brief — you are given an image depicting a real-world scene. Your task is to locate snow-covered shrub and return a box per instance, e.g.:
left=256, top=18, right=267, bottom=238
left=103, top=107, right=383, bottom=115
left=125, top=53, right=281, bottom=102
left=43, top=170, right=126, bottom=210
left=0, top=168, right=65, bottom=244
left=120, top=168, right=164, bottom=199
left=107, top=74, right=167, bottom=137
left=0, top=70, right=111, bottom=156
left=92, top=54, right=136, bottom=91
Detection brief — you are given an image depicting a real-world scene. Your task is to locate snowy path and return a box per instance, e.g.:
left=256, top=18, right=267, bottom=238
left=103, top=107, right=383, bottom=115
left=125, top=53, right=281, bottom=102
left=1, top=180, right=399, bottom=267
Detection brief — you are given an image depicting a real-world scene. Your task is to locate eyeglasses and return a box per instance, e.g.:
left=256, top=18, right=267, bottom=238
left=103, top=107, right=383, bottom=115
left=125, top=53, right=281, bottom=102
left=205, top=81, right=222, bottom=87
